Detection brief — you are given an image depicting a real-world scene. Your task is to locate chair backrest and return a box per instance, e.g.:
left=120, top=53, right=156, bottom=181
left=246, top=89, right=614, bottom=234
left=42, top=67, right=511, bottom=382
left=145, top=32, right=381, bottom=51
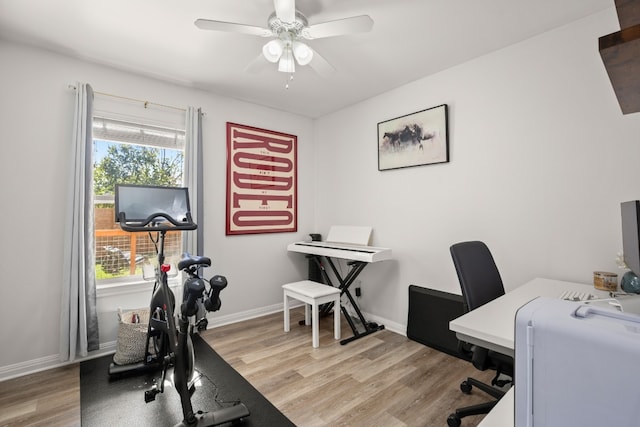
left=450, top=241, right=505, bottom=311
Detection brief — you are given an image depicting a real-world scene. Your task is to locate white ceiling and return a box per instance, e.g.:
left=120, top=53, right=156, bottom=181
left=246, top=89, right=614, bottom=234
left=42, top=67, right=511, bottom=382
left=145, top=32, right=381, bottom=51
left=0, top=0, right=612, bottom=118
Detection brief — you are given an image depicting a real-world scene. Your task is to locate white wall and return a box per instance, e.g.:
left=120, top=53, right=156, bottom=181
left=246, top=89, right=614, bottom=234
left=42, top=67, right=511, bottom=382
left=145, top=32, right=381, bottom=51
left=314, top=9, right=640, bottom=328
left=0, top=40, right=314, bottom=379
left=2, top=7, right=640, bottom=380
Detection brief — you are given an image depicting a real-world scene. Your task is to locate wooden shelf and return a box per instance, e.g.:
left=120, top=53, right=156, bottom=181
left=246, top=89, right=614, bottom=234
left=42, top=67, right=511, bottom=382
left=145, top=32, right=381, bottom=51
left=599, top=0, right=640, bottom=115
left=614, top=0, right=640, bottom=29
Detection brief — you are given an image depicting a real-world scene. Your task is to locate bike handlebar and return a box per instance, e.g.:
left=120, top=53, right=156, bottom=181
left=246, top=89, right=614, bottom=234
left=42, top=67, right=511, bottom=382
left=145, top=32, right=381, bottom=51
left=117, top=212, right=197, bottom=232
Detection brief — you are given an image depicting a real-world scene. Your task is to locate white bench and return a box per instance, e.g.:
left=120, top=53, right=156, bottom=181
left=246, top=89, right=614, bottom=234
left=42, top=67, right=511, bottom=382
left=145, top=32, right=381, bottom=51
left=282, top=280, right=341, bottom=348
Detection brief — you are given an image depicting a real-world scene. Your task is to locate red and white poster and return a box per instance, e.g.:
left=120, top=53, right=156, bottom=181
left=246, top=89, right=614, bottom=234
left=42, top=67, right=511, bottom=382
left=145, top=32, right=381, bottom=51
left=226, top=122, right=297, bottom=235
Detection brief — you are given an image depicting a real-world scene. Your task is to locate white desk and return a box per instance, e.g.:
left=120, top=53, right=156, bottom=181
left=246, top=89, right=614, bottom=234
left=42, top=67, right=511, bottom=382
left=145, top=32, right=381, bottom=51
left=478, top=388, right=513, bottom=427
left=449, top=277, right=608, bottom=358
left=450, top=277, right=608, bottom=427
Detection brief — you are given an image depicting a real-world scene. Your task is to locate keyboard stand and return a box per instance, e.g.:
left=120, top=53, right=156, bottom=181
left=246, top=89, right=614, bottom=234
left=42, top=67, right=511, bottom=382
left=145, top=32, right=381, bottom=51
left=307, top=255, right=385, bottom=344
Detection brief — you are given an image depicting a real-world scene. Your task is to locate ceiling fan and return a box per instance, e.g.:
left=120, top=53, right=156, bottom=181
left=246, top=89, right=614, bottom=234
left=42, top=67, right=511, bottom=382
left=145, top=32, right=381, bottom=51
left=194, top=0, right=373, bottom=78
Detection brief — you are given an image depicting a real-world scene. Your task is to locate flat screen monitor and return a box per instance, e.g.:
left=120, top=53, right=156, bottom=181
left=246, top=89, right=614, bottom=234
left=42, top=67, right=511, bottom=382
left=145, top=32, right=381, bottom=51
left=115, top=184, right=191, bottom=224
left=621, top=200, right=640, bottom=276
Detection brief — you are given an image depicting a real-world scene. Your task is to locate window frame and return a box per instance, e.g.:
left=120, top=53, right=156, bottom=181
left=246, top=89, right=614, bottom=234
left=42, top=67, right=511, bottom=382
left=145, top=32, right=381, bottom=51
left=92, top=115, right=187, bottom=290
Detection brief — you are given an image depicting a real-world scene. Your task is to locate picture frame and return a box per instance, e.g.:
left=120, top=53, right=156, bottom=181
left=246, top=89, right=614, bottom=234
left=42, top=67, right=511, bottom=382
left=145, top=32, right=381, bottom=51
left=226, top=122, right=297, bottom=235
left=377, top=104, right=449, bottom=171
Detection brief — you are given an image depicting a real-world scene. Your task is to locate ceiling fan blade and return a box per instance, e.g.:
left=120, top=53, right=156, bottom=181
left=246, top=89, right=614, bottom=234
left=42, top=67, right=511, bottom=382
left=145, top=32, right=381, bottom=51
left=194, top=19, right=272, bottom=37
left=274, top=0, right=296, bottom=23
left=244, top=53, right=272, bottom=74
left=307, top=48, right=335, bottom=78
left=302, top=15, right=373, bottom=39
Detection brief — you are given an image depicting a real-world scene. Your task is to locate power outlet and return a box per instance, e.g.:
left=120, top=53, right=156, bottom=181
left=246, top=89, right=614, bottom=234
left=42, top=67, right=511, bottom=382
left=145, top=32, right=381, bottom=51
left=354, top=279, right=362, bottom=297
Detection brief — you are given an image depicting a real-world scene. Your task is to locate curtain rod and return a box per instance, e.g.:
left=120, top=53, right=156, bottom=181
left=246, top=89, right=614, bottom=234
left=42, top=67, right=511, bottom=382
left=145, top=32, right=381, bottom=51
left=68, top=84, right=186, bottom=112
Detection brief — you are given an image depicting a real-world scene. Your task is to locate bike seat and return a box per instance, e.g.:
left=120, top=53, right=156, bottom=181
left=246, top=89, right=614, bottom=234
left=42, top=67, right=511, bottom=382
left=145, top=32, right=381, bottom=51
left=178, top=254, right=211, bottom=270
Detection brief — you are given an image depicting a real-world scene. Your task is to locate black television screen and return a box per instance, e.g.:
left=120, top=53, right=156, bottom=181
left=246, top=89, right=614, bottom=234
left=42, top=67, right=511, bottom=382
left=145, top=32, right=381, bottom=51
left=115, top=184, right=191, bottom=224
left=621, top=200, right=640, bottom=276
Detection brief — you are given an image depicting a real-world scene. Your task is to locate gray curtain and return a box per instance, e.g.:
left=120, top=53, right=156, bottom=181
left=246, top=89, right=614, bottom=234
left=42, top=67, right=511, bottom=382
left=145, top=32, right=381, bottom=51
left=60, top=82, right=99, bottom=361
left=183, top=107, right=204, bottom=256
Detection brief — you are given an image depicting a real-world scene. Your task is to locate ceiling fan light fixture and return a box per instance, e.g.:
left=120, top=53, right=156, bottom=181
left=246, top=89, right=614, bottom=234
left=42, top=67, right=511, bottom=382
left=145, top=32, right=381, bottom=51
left=292, top=41, right=313, bottom=66
left=262, top=39, right=284, bottom=62
left=278, top=47, right=295, bottom=73
left=195, top=1, right=374, bottom=79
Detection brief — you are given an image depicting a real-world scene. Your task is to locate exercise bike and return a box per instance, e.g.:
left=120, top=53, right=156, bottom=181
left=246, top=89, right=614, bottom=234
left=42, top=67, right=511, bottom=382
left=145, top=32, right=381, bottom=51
left=109, top=184, right=250, bottom=427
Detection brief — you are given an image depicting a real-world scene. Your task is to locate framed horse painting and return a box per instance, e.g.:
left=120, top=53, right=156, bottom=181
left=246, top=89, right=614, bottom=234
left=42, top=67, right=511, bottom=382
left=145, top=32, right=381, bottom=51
left=377, top=104, right=449, bottom=171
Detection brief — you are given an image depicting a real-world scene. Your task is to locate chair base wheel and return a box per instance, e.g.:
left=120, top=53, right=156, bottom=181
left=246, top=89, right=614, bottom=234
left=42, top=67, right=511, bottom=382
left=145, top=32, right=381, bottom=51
left=460, top=380, right=472, bottom=394
left=447, top=413, right=461, bottom=427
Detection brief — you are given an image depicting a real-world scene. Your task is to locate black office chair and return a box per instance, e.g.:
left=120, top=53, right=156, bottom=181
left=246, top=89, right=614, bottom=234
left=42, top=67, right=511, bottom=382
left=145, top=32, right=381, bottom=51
left=446, top=241, right=514, bottom=427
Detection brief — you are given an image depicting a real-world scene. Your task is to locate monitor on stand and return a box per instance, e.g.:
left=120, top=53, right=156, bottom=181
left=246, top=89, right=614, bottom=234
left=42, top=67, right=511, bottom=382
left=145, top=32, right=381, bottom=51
left=115, top=184, right=192, bottom=228
left=621, top=200, right=640, bottom=276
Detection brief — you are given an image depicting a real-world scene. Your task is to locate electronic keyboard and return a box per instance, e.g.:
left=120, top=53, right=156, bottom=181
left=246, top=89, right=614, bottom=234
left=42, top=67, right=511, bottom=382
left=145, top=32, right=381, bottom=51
left=287, top=241, right=392, bottom=263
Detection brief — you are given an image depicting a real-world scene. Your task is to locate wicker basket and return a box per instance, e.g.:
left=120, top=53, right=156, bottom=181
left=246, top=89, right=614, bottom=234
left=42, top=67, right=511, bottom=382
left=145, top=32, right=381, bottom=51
left=113, top=307, right=150, bottom=365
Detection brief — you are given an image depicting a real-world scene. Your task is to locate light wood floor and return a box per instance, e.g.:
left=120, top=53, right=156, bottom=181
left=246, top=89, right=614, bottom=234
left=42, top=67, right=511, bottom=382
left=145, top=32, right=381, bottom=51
left=0, top=308, right=496, bottom=426
left=0, top=363, right=80, bottom=426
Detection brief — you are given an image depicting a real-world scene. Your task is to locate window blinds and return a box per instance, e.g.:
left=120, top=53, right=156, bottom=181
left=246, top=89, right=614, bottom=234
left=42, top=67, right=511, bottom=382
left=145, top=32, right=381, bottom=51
left=92, top=117, right=185, bottom=150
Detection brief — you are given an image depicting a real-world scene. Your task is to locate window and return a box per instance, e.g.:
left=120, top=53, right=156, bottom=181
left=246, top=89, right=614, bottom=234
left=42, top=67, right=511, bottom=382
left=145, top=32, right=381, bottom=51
left=92, top=116, right=185, bottom=285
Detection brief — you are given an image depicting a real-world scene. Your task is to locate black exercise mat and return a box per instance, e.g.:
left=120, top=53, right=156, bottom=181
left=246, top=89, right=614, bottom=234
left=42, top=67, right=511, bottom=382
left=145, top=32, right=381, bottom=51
left=80, top=334, right=295, bottom=426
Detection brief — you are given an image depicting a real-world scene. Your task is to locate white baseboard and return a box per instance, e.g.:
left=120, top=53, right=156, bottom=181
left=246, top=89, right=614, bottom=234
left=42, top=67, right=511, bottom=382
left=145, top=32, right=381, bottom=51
left=0, top=341, right=116, bottom=382
left=206, top=302, right=286, bottom=328
left=361, top=311, right=406, bottom=337
left=0, top=303, right=404, bottom=382
left=0, top=354, right=63, bottom=382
